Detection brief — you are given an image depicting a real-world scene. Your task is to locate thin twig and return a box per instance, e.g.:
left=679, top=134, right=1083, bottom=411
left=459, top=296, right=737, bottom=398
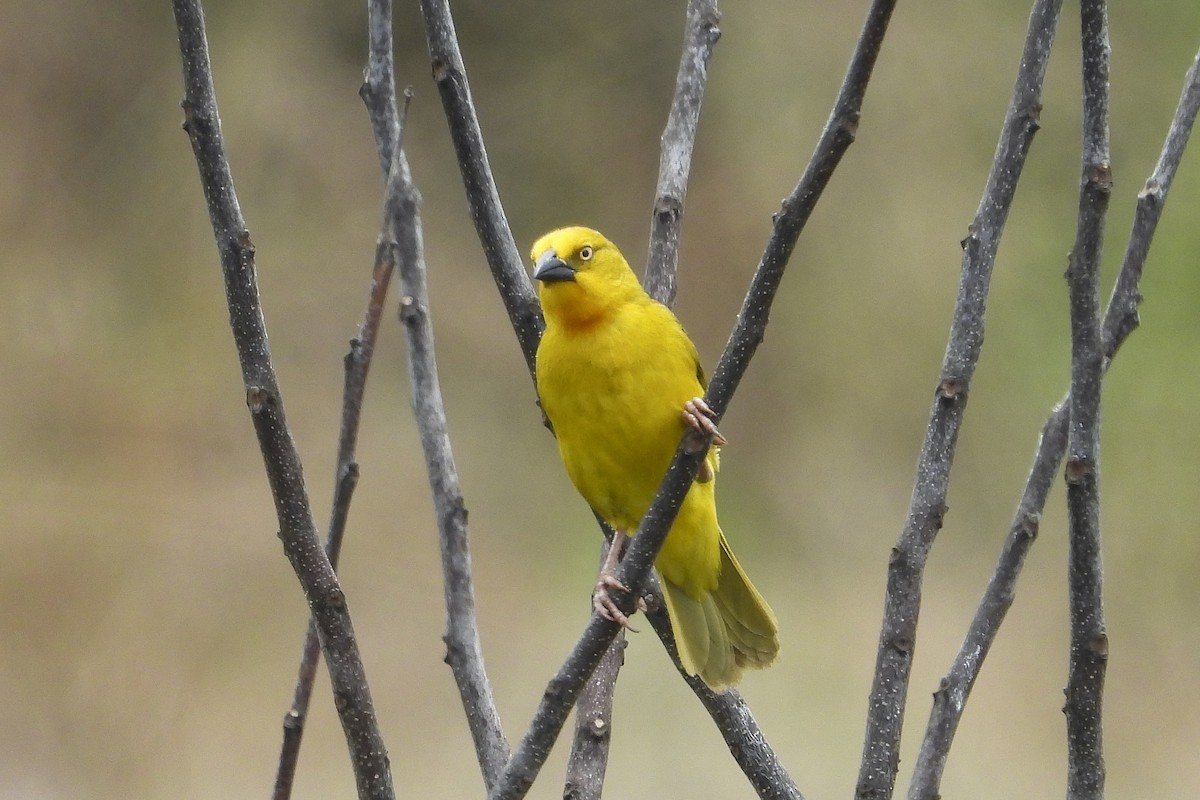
left=272, top=242, right=390, bottom=800
left=271, top=2, right=410, bottom=793
left=1064, top=3, right=1112, bottom=798
left=707, top=0, right=896, bottom=414
left=171, top=2, right=394, bottom=799
left=563, top=538, right=627, bottom=800
left=906, top=403, right=1065, bottom=800
left=644, top=0, right=721, bottom=305
left=853, top=3, right=1061, bottom=798
left=361, top=0, right=401, bottom=175
left=1103, top=52, right=1200, bottom=360
left=387, top=136, right=511, bottom=791
left=360, top=0, right=512, bottom=788
left=906, top=36, right=1200, bottom=800
left=908, top=45, right=1200, bottom=796
left=417, top=0, right=543, bottom=377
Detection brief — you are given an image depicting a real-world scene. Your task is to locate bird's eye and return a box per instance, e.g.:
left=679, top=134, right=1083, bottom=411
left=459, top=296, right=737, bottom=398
left=579, top=245, right=594, bottom=261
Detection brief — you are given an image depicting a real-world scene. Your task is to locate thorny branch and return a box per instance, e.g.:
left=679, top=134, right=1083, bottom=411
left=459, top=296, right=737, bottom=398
left=855, top=2, right=1062, bottom=798
left=172, top=1, right=394, bottom=798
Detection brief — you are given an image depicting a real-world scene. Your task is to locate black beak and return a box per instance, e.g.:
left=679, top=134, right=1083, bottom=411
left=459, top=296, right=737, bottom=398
left=533, top=249, right=576, bottom=283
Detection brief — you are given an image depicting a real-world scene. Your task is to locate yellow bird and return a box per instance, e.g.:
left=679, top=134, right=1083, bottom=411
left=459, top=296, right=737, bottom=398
left=531, top=226, right=779, bottom=691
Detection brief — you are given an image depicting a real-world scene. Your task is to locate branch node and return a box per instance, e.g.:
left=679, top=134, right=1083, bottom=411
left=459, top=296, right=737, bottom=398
left=653, top=194, right=683, bottom=223
left=838, top=110, right=862, bottom=139
left=1064, top=457, right=1094, bottom=484
left=431, top=57, right=451, bottom=83
left=1017, top=512, right=1040, bottom=541
left=1137, top=177, right=1163, bottom=202
left=936, top=377, right=966, bottom=401
left=1088, top=160, right=1114, bottom=192
left=641, top=590, right=661, bottom=614
left=323, top=585, right=347, bottom=610
left=399, top=295, right=421, bottom=325
left=683, top=428, right=710, bottom=454
left=246, top=386, right=274, bottom=414
left=585, top=715, right=609, bottom=740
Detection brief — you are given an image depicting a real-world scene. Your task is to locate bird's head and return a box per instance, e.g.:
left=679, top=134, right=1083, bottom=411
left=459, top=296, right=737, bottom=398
left=530, top=227, right=642, bottom=328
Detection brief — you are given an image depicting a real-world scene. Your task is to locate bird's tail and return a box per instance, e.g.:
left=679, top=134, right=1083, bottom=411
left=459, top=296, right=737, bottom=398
left=660, top=532, right=779, bottom=691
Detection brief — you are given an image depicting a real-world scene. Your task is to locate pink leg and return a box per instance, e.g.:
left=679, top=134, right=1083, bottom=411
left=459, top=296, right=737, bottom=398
left=594, top=530, right=636, bottom=628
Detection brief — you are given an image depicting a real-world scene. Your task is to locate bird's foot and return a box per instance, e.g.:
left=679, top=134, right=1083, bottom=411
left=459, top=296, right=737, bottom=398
left=683, top=397, right=727, bottom=446
left=594, top=573, right=640, bottom=632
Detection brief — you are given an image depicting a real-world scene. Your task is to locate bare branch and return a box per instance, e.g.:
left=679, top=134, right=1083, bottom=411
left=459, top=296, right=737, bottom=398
left=361, top=0, right=401, bottom=174
left=563, top=541, right=627, bottom=800
left=417, top=0, right=543, bottom=376
left=707, top=0, right=896, bottom=414
left=908, top=44, right=1200, bottom=798
left=1064, top=3, right=1112, bottom=798
left=171, top=2, right=394, bottom=798
left=273, top=240, right=391, bottom=800
left=643, top=606, right=805, bottom=800
left=361, top=0, right=514, bottom=787
left=906, top=403, right=1065, bottom=800
left=1103, top=49, right=1200, bottom=360
left=644, top=0, right=722, bottom=305
left=272, top=3, right=411, bottom=793
left=387, top=138, right=511, bottom=791
left=852, top=3, right=1061, bottom=798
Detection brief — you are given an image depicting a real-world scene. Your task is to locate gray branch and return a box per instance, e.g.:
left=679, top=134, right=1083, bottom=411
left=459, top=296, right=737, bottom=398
left=855, top=2, right=1063, bottom=798
left=360, top=0, right=511, bottom=789
left=644, top=606, right=804, bottom=800
left=643, top=0, right=721, bottom=305
left=270, top=4, right=406, bottom=795
left=171, top=2, right=394, bottom=798
left=563, top=538, right=627, bottom=800
left=388, top=133, right=511, bottom=793
left=1064, top=2, right=1112, bottom=798
left=417, top=0, right=543, bottom=378
left=906, top=25, right=1200, bottom=800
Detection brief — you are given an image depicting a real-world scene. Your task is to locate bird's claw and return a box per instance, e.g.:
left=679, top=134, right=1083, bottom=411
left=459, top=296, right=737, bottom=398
left=683, top=397, right=727, bottom=446
left=594, top=573, right=639, bottom=632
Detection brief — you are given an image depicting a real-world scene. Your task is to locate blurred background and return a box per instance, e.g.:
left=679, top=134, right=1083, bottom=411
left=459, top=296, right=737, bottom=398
left=3, top=0, right=1199, bottom=797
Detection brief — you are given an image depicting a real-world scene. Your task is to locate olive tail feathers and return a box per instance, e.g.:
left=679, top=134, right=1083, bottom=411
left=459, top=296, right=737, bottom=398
left=660, top=533, right=779, bottom=691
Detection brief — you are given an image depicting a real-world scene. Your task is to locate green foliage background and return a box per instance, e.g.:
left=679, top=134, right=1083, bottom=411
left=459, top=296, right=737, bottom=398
left=3, top=1, right=1199, bottom=797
